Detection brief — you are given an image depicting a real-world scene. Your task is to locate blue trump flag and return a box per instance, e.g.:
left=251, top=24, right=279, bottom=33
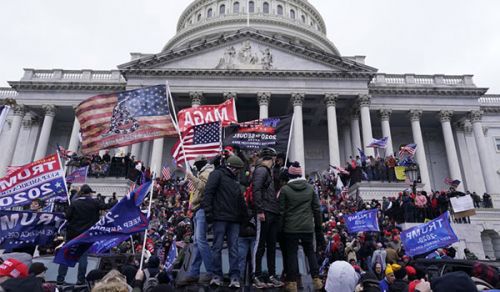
left=0, top=211, right=65, bottom=251
left=345, top=209, right=380, bottom=234
left=66, top=166, right=89, bottom=184
left=401, top=211, right=459, bottom=257
left=54, top=182, right=152, bottom=267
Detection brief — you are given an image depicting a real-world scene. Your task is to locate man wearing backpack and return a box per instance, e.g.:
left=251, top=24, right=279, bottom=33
left=252, top=147, right=284, bottom=289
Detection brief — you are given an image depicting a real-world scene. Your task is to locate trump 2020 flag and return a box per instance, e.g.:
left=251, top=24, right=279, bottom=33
left=54, top=182, right=152, bottom=267
left=0, top=154, right=68, bottom=210
left=345, top=209, right=380, bottom=234
left=77, top=85, right=177, bottom=154
left=401, top=211, right=459, bottom=257
left=0, top=211, right=65, bottom=251
left=66, top=166, right=89, bottom=184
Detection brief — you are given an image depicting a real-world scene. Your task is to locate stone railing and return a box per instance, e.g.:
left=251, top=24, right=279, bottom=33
left=479, top=95, right=500, bottom=106
left=371, top=73, right=475, bottom=87
left=21, top=69, right=125, bottom=83
left=0, top=87, right=18, bottom=98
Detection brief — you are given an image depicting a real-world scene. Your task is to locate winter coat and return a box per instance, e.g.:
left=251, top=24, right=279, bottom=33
left=279, top=178, right=321, bottom=233
left=201, top=166, right=247, bottom=223
left=66, top=195, right=114, bottom=240
left=389, top=279, right=408, bottom=292
left=187, top=164, right=214, bottom=212
left=252, top=164, right=279, bottom=215
left=345, top=239, right=360, bottom=262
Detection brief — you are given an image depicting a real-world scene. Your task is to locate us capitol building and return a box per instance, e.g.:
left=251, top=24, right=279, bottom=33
left=1, top=0, right=500, bottom=259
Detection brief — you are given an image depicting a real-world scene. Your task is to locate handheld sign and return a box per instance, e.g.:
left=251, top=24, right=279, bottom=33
left=401, top=212, right=458, bottom=257
left=177, top=99, right=237, bottom=133
left=345, top=209, right=380, bottom=234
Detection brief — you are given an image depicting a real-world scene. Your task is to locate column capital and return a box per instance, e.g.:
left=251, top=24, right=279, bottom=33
left=257, top=92, right=271, bottom=106
left=12, top=104, right=26, bottom=116
left=22, top=114, right=37, bottom=129
left=1, top=98, right=17, bottom=107
left=438, top=110, right=453, bottom=123
left=189, top=91, right=203, bottom=106
left=358, top=94, right=371, bottom=107
left=351, top=108, right=360, bottom=120
left=469, top=110, right=483, bottom=123
left=324, top=93, right=338, bottom=107
left=409, top=110, right=423, bottom=122
left=379, top=109, right=392, bottom=121
left=42, top=104, right=56, bottom=117
left=223, top=92, right=237, bottom=100
left=291, top=93, right=305, bottom=106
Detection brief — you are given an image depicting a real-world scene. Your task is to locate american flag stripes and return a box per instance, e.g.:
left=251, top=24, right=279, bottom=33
left=76, top=85, right=177, bottom=154
left=171, top=121, right=222, bottom=166
left=186, top=179, right=195, bottom=193
left=367, top=137, right=388, bottom=149
left=162, top=166, right=171, bottom=180
left=399, top=143, right=417, bottom=159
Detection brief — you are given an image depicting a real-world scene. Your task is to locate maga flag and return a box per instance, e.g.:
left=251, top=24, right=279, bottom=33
left=176, top=98, right=237, bottom=133
left=224, top=115, right=292, bottom=153
left=77, top=85, right=177, bottom=154
left=54, top=182, right=151, bottom=267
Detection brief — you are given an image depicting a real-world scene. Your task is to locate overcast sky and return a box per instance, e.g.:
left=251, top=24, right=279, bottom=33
left=1, top=0, right=499, bottom=93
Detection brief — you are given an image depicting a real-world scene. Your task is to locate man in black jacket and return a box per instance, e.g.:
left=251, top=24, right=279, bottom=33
left=202, top=155, right=247, bottom=288
left=252, top=147, right=284, bottom=289
left=56, top=184, right=115, bottom=285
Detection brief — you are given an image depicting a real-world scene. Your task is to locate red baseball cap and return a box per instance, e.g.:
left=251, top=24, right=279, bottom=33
left=0, top=258, right=28, bottom=278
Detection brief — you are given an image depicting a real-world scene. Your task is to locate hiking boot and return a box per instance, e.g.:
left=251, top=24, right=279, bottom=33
left=313, top=277, right=324, bottom=290
left=176, top=275, right=199, bottom=286
left=253, top=277, right=268, bottom=289
left=210, top=276, right=223, bottom=287
left=229, top=278, right=241, bottom=288
left=285, top=281, right=298, bottom=292
left=268, top=275, right=285, bottom=288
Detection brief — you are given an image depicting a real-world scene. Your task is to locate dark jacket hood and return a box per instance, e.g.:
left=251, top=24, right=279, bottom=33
left=287, top=178, right=308, bottom=191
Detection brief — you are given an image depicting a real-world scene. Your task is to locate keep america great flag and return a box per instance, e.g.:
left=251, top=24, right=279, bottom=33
left=77, top=85, right=177, bottom=154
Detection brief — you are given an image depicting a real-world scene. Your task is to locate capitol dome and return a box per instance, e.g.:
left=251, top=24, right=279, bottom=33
left=163, top=0, right=340, bottom=55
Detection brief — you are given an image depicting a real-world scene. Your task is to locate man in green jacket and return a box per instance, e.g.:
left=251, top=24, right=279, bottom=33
left=279, top=162, right=323, bottom=291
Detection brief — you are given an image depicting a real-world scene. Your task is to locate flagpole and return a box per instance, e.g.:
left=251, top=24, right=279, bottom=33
left=139, top=172, right=156, bottom=271
left=165, top=82, right=191, bottom=172
left=284, top=114, right=295, bottom=165
left=56, top=150, right=71, bottom=205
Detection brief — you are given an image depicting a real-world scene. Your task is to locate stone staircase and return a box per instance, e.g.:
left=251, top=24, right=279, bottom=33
left=348, top=181, right=425, bottom=202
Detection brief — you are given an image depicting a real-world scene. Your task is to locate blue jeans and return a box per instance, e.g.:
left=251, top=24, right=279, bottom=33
left=57, top=250, right=88, bottom=284
left=212, top=221, right=240, bottom=280
left=189, top=209, right=213, bottom=276
left=238, top=237, right=256, bottom=277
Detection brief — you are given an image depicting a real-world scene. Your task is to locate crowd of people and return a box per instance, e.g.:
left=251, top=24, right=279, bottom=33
left=0, top=146, right=497, bottom=292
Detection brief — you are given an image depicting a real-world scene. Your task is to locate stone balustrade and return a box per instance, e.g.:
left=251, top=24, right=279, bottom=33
left=0, top=87, right=18, bottom=98
left=21, top=69, right=125, bottom=83
left=479, top=95, right=500, bottom=106
left=371, top=73, right=475, bottom=87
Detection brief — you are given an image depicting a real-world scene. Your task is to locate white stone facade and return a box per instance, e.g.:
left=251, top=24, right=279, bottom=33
left=1, top=0, right=500, bottom=259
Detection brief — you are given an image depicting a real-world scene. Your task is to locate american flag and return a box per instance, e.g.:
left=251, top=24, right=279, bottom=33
left=76, top=85, right=177, bottom=154
left=367, top=137, right=388, bottom=149
left=332, top=165, right=350, bottom=175
left=186, top=179, right=195, bottom=193
left=162, top=166, right=171, bottom=180
left=444, top=177, right=461, bottom=187
left=57, top=144, right=74, bottom=160
left=399, top=143, right=417, bottom=159
left=0, top=105, right=10, bottom=133
left=171, top=121, right=221, bottom=166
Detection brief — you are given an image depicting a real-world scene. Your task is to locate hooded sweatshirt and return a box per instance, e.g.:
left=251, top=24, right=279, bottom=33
left=325, top=261, right=360, bottom=292
left=279, top=178, right=321, bottom=233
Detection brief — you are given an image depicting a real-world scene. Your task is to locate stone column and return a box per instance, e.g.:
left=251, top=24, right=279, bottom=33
left=291, top=93, right=305, bottom=175
left=0, top=105, right=25, bottom=177
left=341, top=120, right=352, bottom=163
left=379, top=109, right=394, bottom=157
left=462, top=120, right=486, bottom=195
left=67, top=106, right=80, bottom=153
left=140, top=141, right=152, bottom=165
left=190, top=91, right=203, bottom=108
left=223, top=92, right=237, bottom=101
left=325, top=94, right=340, bottom=167
left=439, top=110, right=464, bottom=191
left=257, top=92, right=271, bottom=119
left=150, top=138, right=164, bottom=176
left=359, top=94, right=374, bottom=157
left=130, top=143, right=142, bottom=160
left=350, top=109, right=362, bottom=156
left=409, top=110, right=432, bottom=192
left=470, top=110, right=497, bottom=195
left=34, top=104, right=56, bottom=161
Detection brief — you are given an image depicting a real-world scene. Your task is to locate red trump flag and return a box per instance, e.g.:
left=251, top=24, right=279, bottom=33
left=176, top=98, right=237, bottom=133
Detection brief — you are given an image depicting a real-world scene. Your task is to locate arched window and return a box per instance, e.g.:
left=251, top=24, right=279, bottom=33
left=233, top=2, right=240, bottom=13
left=219, top=4, right=226, bottom=15
left=290, top=9, right=295, bottom=19
left=301, top=15, right=306, bottom=23
left=249, top=1, right=255, bottom=13
left=207, top=8, right=213, bottom=18
left=197, top=13, right=202, bottom=21
left=263, top=2, right=269, bottom=14
left=277, top=5, right=283, bottom=15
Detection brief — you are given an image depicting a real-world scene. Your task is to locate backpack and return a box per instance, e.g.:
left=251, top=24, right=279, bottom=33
left=143, top=269, right=159, bottom=292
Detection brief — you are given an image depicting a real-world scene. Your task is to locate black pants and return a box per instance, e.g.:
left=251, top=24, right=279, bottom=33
left=254, top=211, right=279, bottom=278
left=283, top=233, right=319, bottom=282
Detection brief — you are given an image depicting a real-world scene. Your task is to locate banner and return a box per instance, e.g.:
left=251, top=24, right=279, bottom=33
left=66, top=166, right=89, bottom=184
left=224, top=115, right=292, bottom=153
left=450, top=196, right=474, bottom=213
left=345, top=209, right=380, bottom=234
left=54, top=182, right=151, bottom=267
left=0, top=211, right=65, bottom=250
left=176, top=98, right=237, bottom=133
left=401, top=212, right=459, bottom=257
left=395, top=166, right=407, bottom=181
left=0, top=154, right=68, bottom=210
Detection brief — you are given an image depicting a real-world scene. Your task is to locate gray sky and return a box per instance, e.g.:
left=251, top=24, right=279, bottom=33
left=1, top=0, right=499, bottom=92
